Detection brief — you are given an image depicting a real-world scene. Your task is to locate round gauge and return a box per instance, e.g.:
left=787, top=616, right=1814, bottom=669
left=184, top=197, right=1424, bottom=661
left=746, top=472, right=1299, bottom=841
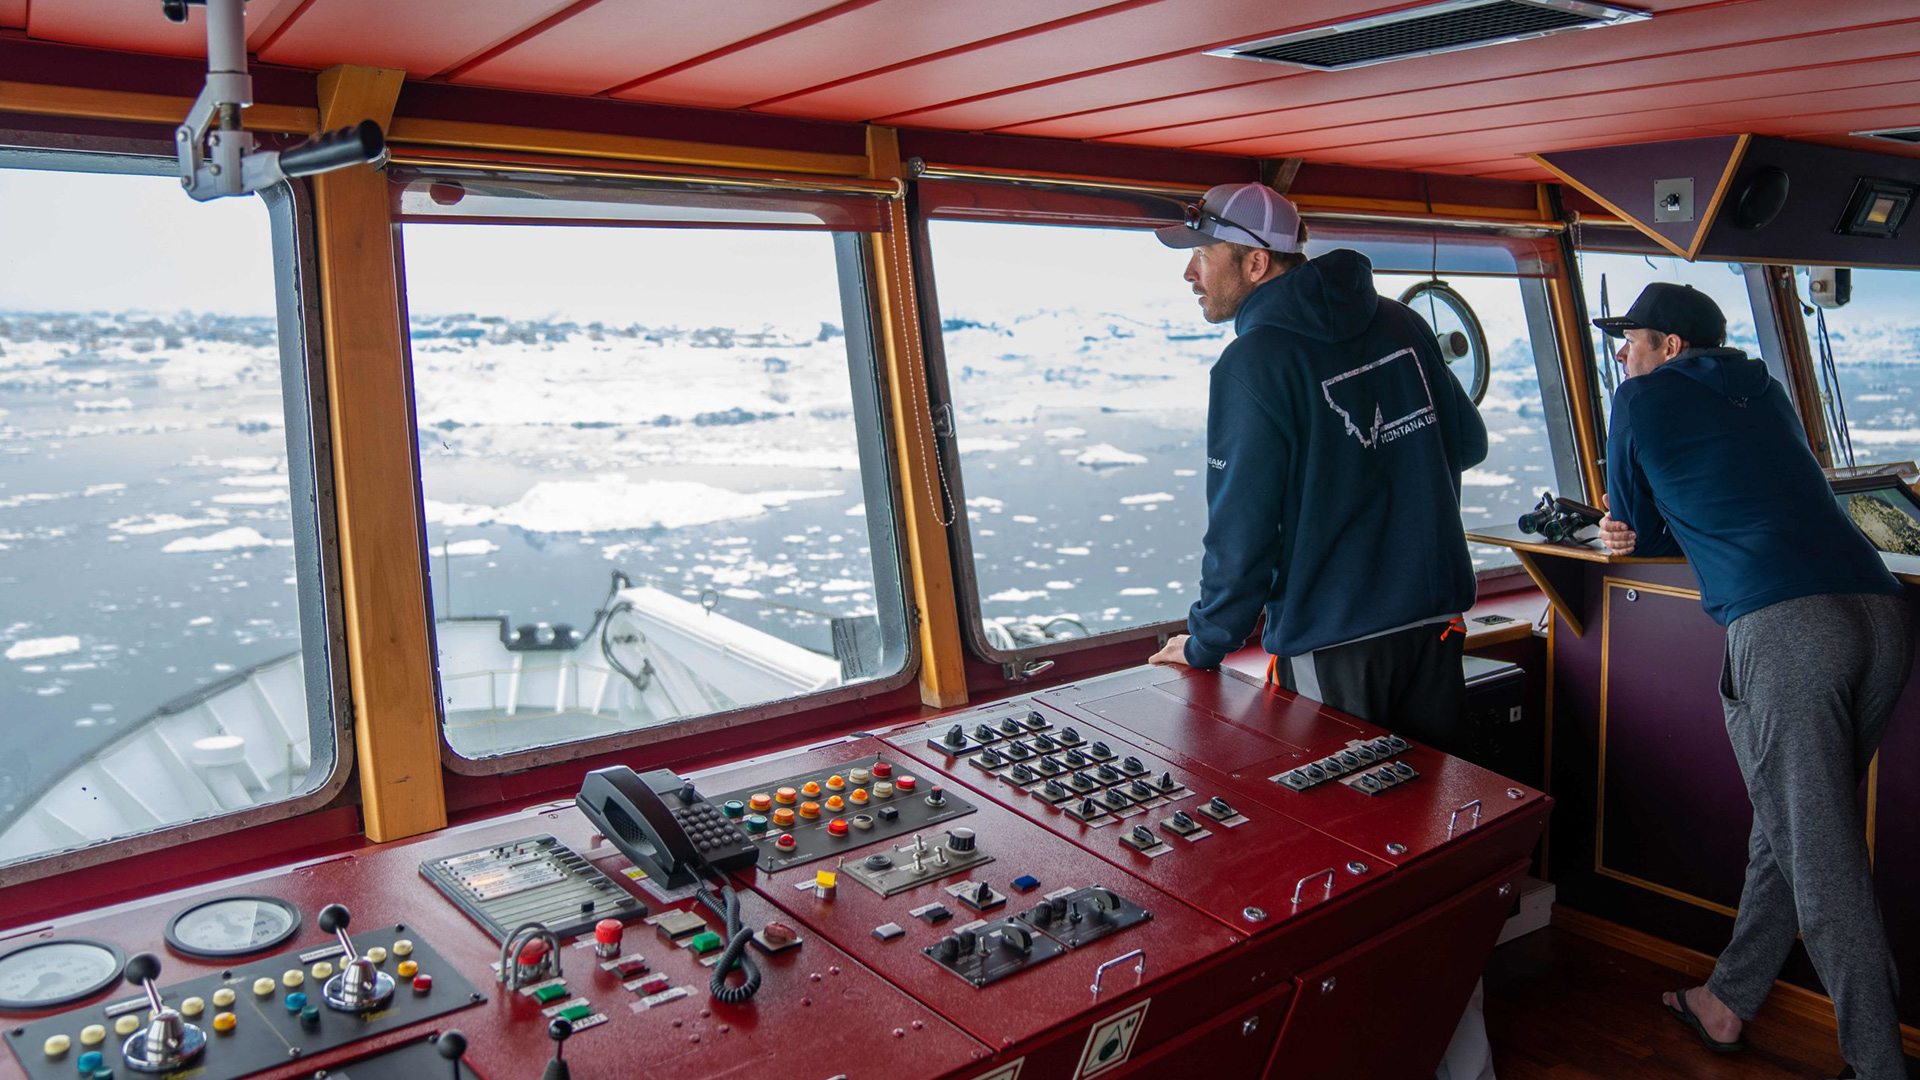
left=164, top=896, right=301, bottom=959
left=0, top=939, right=125, bottom=1012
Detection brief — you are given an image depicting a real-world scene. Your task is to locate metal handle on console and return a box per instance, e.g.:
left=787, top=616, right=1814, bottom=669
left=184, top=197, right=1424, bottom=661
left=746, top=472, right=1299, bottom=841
left=1090, top=948, right=1146, bottom=996
left=1448, top=799, right=1484, bottom=836
left=1292, top=868, right=1336, bottom=905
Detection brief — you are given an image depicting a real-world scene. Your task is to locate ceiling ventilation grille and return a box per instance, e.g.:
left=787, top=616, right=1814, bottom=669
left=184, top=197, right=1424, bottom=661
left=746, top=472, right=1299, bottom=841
left=1853, top=128, right=1920, bottom=145
left=1208, top=0, right=1649, bottom=71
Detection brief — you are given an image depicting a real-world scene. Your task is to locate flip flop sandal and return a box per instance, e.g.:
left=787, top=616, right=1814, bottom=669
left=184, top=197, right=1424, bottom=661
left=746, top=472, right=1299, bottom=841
left=1664, top=988, right=1747, bottom=1053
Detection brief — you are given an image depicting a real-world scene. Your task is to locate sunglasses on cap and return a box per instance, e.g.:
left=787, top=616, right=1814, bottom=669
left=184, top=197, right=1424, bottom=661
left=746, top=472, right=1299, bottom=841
left=1183, top=202, right=1272, bottom=250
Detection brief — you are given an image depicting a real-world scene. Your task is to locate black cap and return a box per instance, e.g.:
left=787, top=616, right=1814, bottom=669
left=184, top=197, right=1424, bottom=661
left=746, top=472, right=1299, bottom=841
left=1593, top=283, right=1727, bottom=346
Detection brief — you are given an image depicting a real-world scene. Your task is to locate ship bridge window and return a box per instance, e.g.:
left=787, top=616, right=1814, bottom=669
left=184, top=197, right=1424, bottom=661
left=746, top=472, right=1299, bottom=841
left=0, top=155, right=344, bottom=876
left=918, top=181, right=1575, bottom=659
left=1573, top=245, right=1763, bottom=434
left=1791, top=268, right=1920, bottom=473
left=390, top=167, right=909, bottom=764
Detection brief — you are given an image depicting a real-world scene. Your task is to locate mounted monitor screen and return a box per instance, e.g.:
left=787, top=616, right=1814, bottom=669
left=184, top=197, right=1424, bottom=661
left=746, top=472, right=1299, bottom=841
left=391, top=168, right=909, bottom=764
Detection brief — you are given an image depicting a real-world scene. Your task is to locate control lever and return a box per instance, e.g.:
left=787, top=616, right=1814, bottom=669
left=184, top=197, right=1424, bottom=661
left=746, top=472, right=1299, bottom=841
left=120, top=953, right=206, bottom=1075
left=542, top=1018, right=573, bottom=1080
left=316, top=904, right=396, bottom=1012
left=435, top=1030, right=467, bottom=1080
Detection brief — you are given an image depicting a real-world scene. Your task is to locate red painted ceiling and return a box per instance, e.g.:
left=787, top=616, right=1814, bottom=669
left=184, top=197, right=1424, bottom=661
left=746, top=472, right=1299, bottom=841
left=9, top=0, right=1919, bottom=179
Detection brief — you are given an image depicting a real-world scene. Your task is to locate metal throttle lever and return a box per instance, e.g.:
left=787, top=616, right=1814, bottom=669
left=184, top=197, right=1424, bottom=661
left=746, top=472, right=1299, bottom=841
left=318, top=903, right=396, bottom=1012
left=120, top=953, right=207, bottom=1074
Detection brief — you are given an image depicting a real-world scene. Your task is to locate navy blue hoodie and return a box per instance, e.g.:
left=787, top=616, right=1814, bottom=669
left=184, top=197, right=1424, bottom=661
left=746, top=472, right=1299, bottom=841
left=1606, top=347, right=1898, bottom=625
left=1183, top=249, right=1488, bottom=668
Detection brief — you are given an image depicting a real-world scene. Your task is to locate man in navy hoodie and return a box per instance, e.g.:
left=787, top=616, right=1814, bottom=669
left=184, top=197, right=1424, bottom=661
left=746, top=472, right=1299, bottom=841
left=1595, top=284, right=1910, bottom=1080
left=1146, top=182, right=1489, bottom=756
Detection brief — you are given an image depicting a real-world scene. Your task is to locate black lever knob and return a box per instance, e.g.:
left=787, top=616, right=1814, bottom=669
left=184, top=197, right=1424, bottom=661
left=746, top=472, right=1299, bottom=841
left=1062, top=727, right=1081, bottom=741
left=436, top=1031, right=467, bottom=1062
left=1157, top=771, right=1178, bottom=791
left=542, top=1018, right=573, bottom=1080
left=1131, top=825, right=1154, bottom=846
left=937, top=936, right=960, bottom=961
left=1027, top=710, right=1046, bottom=725
left=1078, top=798, right=1099, bottom=817
left=999, top=717, right=1022, bottom=734
left=1210, top=796, right=1233, bottom=817
left=1091, top=741, right=1111, bottom=757
left=944, top=724, right=965, bottom=747
left=1122, top=756, right=1144, bottom=772
left=974, top=723, right=996, bottom=741
left=317, top=903, right=351, bottom=934
left=124, top=952, right=161, bottom=987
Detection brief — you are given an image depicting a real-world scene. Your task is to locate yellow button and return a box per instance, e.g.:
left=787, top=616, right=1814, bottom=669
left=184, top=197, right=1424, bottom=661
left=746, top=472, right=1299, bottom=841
left=749, top=793, right=772, bottom=812
left=114, top=1016, right=141, bottom=1037
left=800, top=781, right=821, bottom=797
left=43, top=1035, right=70, bottom=1057
left=365, top=946, right=387, bottom=964
left=310, top=961, right=334, bottom=979
left=392, top=939, right=414, bottom=957
left=815, top=871, right=837, bottom=888
left=212, top=1012, right=237, bottom=1033
left=798, top=801, right=821, bottom=819
left=281, top=969, right=304, bottom=988
left=825, top=775, right=846, bottom=790
left=211, top=988, right=236, bottom=1008
left=771, top=807, right=795, bottom=827
left=179, top=997, right=205, bottom=1018
left=824, top=795, right=844, bottom=811
left=253, top=977, right=276, bottom=997
left=397, top=960, right=418, bottom=978
left=774, top=787, right=798, bottom=805
left=849, top=789, right=869, bottom=804
left=79, top=1025, right=106, bottom=1046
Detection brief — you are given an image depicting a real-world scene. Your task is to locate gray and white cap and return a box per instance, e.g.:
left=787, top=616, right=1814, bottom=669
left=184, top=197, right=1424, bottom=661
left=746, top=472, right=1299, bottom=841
left=1155, top=182, right=1304, bottom=253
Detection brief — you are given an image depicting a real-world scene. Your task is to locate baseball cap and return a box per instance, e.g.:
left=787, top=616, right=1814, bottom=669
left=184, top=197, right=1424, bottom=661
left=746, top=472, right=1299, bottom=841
left=1593, top=282, right=1727, bottom=346
left=1156, top=182, right=1304, bottom=252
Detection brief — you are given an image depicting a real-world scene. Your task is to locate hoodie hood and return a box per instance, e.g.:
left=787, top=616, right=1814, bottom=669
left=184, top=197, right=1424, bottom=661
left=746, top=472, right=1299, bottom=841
left=1234, top=248, right=1379, bottom=343
left=1661, top=347, right=1771, bottom=399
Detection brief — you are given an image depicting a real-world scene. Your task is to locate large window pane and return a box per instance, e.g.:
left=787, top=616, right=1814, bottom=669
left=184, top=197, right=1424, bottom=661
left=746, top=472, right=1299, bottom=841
left=0, top=165, right=331, bottom=868
left=1794, top=268, right=1920, bottom=468
left=1576, top=251, right=1760, bottom=430
left=400, top=218, right=904, bottom=760
left=928, top=220, right=1557, bottom=648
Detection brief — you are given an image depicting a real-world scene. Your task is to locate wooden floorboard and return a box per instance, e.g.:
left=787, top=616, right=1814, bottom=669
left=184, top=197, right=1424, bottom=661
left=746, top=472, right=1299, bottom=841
left=1485, top=927, right=1847, bottom=1079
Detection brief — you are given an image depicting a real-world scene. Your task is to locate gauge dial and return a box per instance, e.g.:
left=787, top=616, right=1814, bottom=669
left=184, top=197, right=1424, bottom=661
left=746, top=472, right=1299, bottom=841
left=164, top=896, right=300, bottom=959
left=0, top=939, right=124, bottom=1011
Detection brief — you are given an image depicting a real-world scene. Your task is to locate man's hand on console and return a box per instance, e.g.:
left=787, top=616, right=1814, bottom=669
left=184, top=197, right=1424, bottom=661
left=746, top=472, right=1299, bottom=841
left=1597, top=493, right=1638, bottom=556
left=1149, top=634, right=1190, bottom=667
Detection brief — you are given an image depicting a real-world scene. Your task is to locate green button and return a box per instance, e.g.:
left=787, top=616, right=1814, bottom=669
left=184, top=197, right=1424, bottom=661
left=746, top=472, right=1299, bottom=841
left=532, top=984, right=569, bottom=1004
left=721, top=800, right=745, bottom=817
left=558, top=1004, right=592, bottom=1022
left=688, top=932, right=722, bottom=954
left=743, top=814, right=768, bottom=833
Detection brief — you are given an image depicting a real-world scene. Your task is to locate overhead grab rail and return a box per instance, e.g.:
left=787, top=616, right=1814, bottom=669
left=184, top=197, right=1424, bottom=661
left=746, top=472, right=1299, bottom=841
left=385, top=147, right=904, bottom=199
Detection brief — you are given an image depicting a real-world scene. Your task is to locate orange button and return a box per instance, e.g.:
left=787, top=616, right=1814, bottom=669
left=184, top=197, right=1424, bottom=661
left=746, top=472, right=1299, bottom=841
left=801, top=781, right=822, bottom=797
left=825, top=775, right=846, bottom=790
left=775, top=787, right=798, bottom=805
left=749, top=793, right=772, bottom=812
left=849, top=789, right=869, bottom=804
left=827, top=819, right=849, bottom=837
left=772, top=807, right=796, bottom=827
left=824, top=795, right=845, bottom=811
left=798, top=801, right=821, bottom=819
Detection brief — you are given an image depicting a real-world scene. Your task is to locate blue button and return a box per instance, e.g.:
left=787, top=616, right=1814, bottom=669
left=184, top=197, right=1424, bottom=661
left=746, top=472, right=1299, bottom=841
left=76, top=1051, right=103, bottom=1074
left=1011, top=874, right=1041, bottom=892
left=285, top=991, right=307, bottom=1012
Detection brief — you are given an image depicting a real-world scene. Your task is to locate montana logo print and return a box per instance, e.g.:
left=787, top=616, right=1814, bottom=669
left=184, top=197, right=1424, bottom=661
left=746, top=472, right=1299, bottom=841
left=1320, top=347, right=1437, bottom=449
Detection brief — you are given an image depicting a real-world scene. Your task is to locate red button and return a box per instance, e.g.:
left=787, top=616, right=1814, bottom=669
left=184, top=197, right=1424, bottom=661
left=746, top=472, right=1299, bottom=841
left=411, top=974, right=433, bottom=993
left=871, top=761, right=893, bottom=778
left=897, top=776, right=917, bottom=792
left=827, top=819, right=848, bottom=836
left=595, top=919, right=622, bottom=944
left=516, top=938, right=549, bottom=964
left=774, top=834, right=796, bottom=851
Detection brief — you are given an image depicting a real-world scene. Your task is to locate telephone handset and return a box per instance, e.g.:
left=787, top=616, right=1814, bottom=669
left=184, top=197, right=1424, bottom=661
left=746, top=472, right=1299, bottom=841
left=576, top=766, right=758, bottom=889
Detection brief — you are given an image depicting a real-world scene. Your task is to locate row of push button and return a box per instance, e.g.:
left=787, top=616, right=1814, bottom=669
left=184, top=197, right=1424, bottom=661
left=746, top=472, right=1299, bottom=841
left=1273, top=736, right=1412, bottom=792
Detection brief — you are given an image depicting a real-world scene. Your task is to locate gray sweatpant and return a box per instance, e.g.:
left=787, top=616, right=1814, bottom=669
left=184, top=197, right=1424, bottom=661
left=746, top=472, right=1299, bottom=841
left=1704, top=591, right=1912, bottom=1080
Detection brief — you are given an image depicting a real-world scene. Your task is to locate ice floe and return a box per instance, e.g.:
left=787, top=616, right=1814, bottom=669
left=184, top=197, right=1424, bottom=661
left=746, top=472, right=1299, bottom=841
left=112, top=513, right=229, bottom=535
left=1120, top=493, right=1174, bottom=505
left=1076, top=444, right=1147, bottom=467
left=161, top=527, right=290, bottom=553
left=6, top=636, right=80, bottom=661
left=424, top=476, right=842, bottom=533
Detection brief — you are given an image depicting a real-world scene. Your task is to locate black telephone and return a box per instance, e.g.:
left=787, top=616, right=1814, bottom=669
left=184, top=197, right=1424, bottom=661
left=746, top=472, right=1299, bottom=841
left=576, top=766, right=758, bottom=889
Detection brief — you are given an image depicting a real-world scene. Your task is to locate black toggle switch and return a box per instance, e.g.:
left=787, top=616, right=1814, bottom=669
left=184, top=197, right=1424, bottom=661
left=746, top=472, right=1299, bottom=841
left=1040, top=756, right=1064, bottom=771
left=1091, top=741, right=1111, bottom=757
left=1172, top=811, right=1196, bottom=830
left=1071, top=771, right=1096, bottom=787
left=1062, top=727, right=1082, bottom=742
left=1000, top=716, right=1023, bottom=734
left=975, top=723, right=997, bottom=742
left=979, top=748, right=1004, bottom=766
left=1063, top=750, right=1089, bottom=767
left=1210, top=796, right=1233, bottom=817
left=1079, top=798, right=1100, bottom=817
left=1096, top=765, right=1121, bottom=782
left=1043, top=780, right=1067, bottom=798
left=1131, top=825, right=1155, bottom=846
left=1157, top=771, right=1178, bottom=791
left=1010, top=764, right=1034, bottom=782
left=944, top=724, right=966, bottom=747
left=1129, top=781, right=1153, bottom=799
left=1030, top=734, right=1056, bottom=751
left=1122, top=756, right=1144, bottom=772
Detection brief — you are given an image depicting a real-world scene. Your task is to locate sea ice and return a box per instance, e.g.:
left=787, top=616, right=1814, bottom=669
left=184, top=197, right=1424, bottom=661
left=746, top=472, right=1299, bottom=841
left=1055, top=546, right=1091, bottom=556
left=1076, top=444, right=1147, bottom=467
left=1119, top=587, right=1160, bottom=596
left=110, top=513, right=230, bottom=535
left=161, top=527, right=288, bottom=554
left=6, top=635, right=80, bottom=661
left=73, top=398, right=133, bottom=412
left=987, top=588, right=1049, bottom=603
left=213, top=491, right=285, bottom=505
left=425, top=476, right=841, bottom=533
left=960, top=436, right=1021, bottom=455
left=1462, top=468, right=1514, bottom=487
left=1044, top=427, right=1087, bottom=440
left=1120, top=493, right=1174, bottom=505
left=434, top=539, right=500, bottom=557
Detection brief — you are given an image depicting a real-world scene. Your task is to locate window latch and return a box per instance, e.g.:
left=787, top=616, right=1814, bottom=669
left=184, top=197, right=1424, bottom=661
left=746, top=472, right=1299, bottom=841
left=1003, top=659, right=1054, bottom=682
left=932, top=402, right=955, bottom=439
